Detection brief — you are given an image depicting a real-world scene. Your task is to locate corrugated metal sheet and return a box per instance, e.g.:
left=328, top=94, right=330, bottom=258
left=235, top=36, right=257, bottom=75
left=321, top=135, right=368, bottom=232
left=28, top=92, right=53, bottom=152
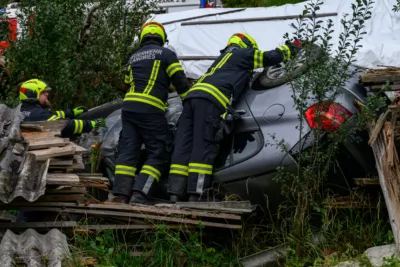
left=0, top=104, right=48, bottom=203
left=0, top=228, right=70, bottom=267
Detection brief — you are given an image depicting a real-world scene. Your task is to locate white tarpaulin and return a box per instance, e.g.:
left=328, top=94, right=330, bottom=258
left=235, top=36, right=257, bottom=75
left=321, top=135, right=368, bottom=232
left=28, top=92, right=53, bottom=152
left=150, top=0, right=400, bottom=79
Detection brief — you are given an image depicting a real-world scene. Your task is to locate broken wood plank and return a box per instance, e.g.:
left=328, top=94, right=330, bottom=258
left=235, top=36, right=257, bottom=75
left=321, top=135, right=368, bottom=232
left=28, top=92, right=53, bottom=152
left=0, top=202, right=243, bottom=220
left=156, top=201, right=253, bottom=214
left=46, top=173, right=109, bottom=189
left=16, top=207, right=242, bottom=229
left=76, top=224, right=192, bottom=230
left=20, top=120, right=67, bottom=132
left=69, top=142, right=89, bottom=154
left=353, top=178, right=380, bottom=185
left=45, top=187, right=87, bottom=194
left=369, top=109, right=391, bottom=145
left=50, top=159, right=74, bottom=166
left=368, top=121, right=400, bottom=254
left=27, top=137, right=67, bottom=150
left=86, top=203, right=241, bottom=220
left=22, top=131, right=59, bottom=140
left=49, top=163, right=85, bottom=170
left=30, top=145, right=76, bottom=161
left=371, top=84, right=400, bottom=91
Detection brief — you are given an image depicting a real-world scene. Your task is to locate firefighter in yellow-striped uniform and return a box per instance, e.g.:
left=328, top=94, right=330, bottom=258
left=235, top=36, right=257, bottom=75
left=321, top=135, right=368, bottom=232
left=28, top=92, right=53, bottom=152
left=111, top=20, right=190, bottom=204
left=19, top=79, right=106, bottom=138
left=168, top=33, right=303, bottom=202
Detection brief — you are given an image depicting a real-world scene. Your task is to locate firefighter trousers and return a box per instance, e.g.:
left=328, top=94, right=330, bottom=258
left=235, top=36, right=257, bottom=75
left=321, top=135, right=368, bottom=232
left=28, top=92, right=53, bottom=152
left=113, top=110, right=172, bottom=198
left=168, top=98, right=222, bottom=197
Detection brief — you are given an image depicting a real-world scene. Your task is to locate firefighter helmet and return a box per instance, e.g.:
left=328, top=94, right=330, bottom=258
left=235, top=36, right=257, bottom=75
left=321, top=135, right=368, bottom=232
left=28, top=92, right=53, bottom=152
left=19, top=79, right=51, bottom=101
left=227, top=33, right=258, bottom=50
left=139, top=20, right=168, bottom=45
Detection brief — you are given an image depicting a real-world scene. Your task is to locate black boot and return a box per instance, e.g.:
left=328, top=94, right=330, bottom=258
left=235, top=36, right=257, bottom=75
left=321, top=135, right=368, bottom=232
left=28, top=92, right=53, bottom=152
left=169, top=194, right=181, bottom=203
left=129, top=192, right=152, bottom=205
left=188, top=194, right=201, bottom=202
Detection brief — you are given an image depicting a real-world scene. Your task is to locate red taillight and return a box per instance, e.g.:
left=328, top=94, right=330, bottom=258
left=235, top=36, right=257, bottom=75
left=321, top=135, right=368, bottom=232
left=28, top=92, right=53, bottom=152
left=304, top=101, right=352, bottom=132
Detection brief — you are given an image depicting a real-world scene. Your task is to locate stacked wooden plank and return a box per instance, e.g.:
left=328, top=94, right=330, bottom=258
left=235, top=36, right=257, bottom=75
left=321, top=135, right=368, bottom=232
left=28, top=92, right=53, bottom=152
left=18, top=120, right=110, bottom=204
left=359, top=67, right=400, bottom=91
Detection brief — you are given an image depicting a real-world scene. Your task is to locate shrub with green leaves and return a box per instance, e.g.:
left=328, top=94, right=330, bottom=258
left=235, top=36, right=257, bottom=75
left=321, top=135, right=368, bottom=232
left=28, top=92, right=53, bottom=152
left=2, top=0, right=159, bottom=109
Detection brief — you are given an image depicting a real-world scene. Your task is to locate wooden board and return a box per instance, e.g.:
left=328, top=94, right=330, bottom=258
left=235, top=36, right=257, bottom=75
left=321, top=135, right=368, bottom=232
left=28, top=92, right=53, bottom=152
left=22, top=131, right=60, bottom=140
left=16, top=207, right=242, bottom=229
left=20, top=120, right=67, bottom=132
left=69, top=142, right=89, bottom=154
left=360, top=68, right=400, bottom=84
left=50, top=159, right=74, bottom=166
left=29, top=145, right=76, bottom=161
left=28, top=137, right=67, bottom=150
left=0, top=202, right=242, bottom=220
left=46, top=173, right=109, bottom=189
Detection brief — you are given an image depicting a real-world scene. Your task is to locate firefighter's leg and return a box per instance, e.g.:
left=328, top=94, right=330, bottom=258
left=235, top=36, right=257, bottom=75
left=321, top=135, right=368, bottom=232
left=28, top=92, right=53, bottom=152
left=112, top=110, right=143, bottom=203
left=187, top=99, right=222, bottom=200
left=130, top=113, right=172, bottom=204
left=168, top=100, right=194, bottom=201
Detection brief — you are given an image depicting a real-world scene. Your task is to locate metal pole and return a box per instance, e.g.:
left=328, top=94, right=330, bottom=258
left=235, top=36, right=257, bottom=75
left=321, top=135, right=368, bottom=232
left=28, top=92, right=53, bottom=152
left=181, top=12, right=338, bottom=26
left=163, top=8, right=246, bottom=25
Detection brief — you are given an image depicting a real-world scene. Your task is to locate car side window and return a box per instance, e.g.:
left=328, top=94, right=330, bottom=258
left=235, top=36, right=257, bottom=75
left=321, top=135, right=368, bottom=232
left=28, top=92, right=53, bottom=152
left=214, top=130, right=262, bottom=170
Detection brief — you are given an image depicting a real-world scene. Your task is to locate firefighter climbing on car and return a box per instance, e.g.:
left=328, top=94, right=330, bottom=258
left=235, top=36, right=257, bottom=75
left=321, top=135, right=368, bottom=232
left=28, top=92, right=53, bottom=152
left=167, top=33, right=303, bottom=202
left=110, top=20, right=190, bottom=205
left=19, top=78, right=106, bottom=138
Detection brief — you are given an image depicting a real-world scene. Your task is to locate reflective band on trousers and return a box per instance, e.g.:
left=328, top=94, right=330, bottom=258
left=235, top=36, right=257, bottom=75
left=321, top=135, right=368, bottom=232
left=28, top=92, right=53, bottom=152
left=253, top=50, right=264, bottom=69
left=170, top=164, right=189, bottom=176
left=124, top=92, right=165, bottom=111
left=140, top=164, right=161, bottom=181
left=188, top=83, right=230, bottom=109
left=188, top=163, right=213, bottom=175
left=73, top=120, right=84, bottom=134
left=115, top=164, right=136, bottom=177
left=167, top=62, right=184, bottom=77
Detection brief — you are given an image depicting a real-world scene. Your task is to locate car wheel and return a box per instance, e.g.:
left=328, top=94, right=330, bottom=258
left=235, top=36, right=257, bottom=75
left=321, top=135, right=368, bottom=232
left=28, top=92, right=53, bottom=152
left=257, top=44, right=322, bottom=89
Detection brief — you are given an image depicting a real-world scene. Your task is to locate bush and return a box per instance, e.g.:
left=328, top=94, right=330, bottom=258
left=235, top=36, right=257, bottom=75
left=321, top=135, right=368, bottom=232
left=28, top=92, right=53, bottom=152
left=1, top=0, right=159, bottom=109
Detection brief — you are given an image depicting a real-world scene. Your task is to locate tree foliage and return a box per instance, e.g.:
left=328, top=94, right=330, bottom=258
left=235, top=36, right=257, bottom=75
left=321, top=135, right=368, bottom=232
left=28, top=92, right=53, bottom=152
left=1, top=0, right=159, bottom=109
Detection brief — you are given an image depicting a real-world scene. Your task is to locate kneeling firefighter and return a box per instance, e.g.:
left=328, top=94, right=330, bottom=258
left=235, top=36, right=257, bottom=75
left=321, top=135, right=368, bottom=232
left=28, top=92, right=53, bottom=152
left=111, top=20, right=190, bottom=204
left=19, top=79, right=106, bottom=138
left=168, top=33, right=303, bottom=202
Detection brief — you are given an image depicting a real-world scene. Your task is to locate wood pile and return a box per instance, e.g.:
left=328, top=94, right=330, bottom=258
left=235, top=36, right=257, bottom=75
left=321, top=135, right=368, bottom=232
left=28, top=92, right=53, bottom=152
left=358, top=67, right=400, bottom=254
left=14, top=120, right=110, bottom=204
left=359, top=67, right=400, bottom=91
left=1, top=120, right=251, bottom=230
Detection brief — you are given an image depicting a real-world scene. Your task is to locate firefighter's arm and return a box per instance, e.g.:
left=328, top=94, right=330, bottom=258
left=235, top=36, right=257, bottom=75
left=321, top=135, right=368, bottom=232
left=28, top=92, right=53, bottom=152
left=165, top=51, right=190, bottom=100
left=53, top=109, right=74, bottom=119
left=60, top=119, right=94, bottom=137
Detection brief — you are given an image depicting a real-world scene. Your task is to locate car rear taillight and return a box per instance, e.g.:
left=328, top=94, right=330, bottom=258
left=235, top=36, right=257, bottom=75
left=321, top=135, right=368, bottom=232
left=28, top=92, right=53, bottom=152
left=304, top=101, right=352, bottom=132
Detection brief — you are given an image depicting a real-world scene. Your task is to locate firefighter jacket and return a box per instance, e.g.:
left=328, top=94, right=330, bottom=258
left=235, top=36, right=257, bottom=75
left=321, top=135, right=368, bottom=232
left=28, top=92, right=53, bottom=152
left=185, top=45, right=285, bottom=112
left=123, top=40, right=190, bottom=113
left=20, top=100, right=94, bottom=137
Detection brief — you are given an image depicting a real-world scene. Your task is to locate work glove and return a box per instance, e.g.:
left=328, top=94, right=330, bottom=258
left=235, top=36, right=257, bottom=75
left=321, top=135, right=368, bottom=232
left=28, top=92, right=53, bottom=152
left=284, top=39, right=303, bottom=58
left=91, top=118, right=107, bottom=129
left=72, top=106, right=88, bottom=117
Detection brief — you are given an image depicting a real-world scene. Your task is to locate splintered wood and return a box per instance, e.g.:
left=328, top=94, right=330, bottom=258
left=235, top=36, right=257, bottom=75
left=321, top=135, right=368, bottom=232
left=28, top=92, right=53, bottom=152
left=356, top=97, right=400, bottom=254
